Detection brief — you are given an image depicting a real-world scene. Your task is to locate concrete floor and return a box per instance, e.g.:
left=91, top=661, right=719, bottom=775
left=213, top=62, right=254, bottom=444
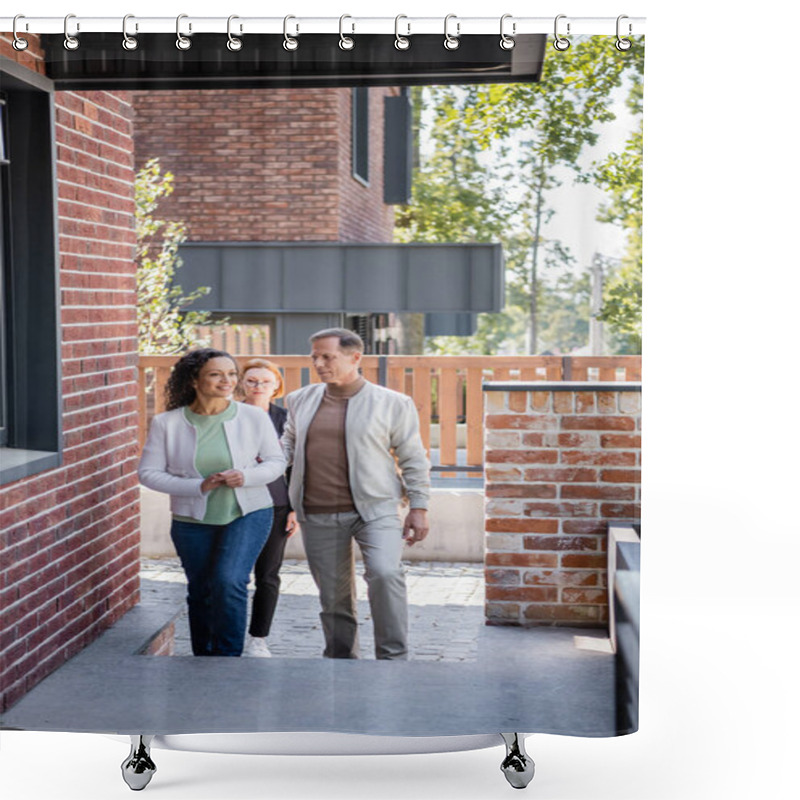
left=1, top=560, right=618, bottom=738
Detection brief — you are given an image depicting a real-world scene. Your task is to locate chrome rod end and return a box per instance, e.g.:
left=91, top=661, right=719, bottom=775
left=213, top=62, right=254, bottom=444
left=500, top=733, right=535, bottom=789
left=121, top=735, right=157, bottom=791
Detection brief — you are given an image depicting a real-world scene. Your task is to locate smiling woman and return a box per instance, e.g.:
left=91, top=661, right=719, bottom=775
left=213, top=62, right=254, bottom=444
left=138, top=348, right=287, bottom=657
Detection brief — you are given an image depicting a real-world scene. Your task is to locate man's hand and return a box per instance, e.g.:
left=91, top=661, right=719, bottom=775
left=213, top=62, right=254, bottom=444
left=402, top=508, right=429, bottom=546
left=286, top=511, right=299, bottom=537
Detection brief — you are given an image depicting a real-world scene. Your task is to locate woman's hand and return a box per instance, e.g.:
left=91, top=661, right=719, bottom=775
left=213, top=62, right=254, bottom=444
left=286, top=511, right=299, bottom=537
left=200, top=474, right=223, bottom=493
left=202, top=470, right=244, bottom=492
left=215, top=469, right=245, bottom=488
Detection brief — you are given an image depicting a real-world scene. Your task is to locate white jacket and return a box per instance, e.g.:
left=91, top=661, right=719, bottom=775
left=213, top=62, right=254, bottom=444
left=138, top=402, right=286, bottom=521
left=282, top=381, right=430, bottom=522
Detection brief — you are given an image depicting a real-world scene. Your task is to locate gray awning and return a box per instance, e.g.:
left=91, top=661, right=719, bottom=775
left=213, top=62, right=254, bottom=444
left=177, top=241, right=504, bottom=314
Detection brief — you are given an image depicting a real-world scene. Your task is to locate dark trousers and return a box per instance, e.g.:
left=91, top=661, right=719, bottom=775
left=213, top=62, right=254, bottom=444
left=248, top=504, right=291, bottom=638
left=170, top=508, right=273, bottom=657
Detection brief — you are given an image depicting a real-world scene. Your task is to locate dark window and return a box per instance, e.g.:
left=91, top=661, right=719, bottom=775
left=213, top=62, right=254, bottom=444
left=0, top=59, right=62, bottom=485
left=351, top=87, right=369, bottom=185
left=383, top=90, right=413, bottom=205
left=1, top=93, right=9, bottom=446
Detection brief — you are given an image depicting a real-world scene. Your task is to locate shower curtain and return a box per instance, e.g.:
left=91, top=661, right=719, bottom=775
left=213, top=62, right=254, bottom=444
left=0, top=9, right=643, bottom=795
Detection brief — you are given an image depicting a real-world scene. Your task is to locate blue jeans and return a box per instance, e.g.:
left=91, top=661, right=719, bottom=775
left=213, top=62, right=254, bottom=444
left=170, top=507, right=273, bottom=657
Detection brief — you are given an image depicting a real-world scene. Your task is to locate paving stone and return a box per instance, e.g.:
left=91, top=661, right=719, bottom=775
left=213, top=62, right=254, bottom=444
left=141, top=558, right=485, bottom=661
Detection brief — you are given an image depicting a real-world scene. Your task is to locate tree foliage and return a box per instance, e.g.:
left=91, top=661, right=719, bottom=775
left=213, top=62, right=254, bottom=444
left=591, top=127, right=643, bottom=352
left=397, top=37, right=644, bottom=355
left=591, top=123, right=643, bottom=350
left=466, top=36, right=645, bottom=354
left=136, top=159, right=217, bottom=354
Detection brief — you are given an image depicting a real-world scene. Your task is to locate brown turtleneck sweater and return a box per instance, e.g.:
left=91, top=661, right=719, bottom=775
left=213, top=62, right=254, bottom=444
left=303, top=375, right=366, bottom=515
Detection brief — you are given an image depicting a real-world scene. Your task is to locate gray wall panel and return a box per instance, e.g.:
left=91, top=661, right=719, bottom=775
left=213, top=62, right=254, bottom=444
left=276, top=313, right=343, bottom=355
left=219, top=247, right=283, bottom=310
left=344, top=248, right=406, bottom=310
left=282, top=248, right=345, bottom=311
left=178, top=242, right=503, bottom=313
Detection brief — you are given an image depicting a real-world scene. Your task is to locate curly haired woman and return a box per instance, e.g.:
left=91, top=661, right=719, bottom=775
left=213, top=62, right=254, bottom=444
left=138, top=348, right=286, bottom=657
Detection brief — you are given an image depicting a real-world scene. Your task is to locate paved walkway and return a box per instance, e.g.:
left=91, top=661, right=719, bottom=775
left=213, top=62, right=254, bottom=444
left=140, top=558, right=485, bottom=661
left=3, top=557, right=617, bottom=736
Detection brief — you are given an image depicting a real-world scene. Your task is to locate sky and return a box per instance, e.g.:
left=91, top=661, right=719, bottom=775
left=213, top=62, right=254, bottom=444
left=2, top=2, right=799, bottom=800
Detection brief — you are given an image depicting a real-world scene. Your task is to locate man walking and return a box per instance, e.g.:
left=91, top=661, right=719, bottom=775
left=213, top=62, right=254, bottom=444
left=282, top=328, right=430, bottom=660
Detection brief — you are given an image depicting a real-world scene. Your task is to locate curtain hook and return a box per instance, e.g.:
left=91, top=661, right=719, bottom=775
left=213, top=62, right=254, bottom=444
left=553, top=14, right=571, bottom=51
left=176, top=14, right=192, bottom=50
left=339, top=14, right=355, bottom=50
left=227, top=15, right=242, bottom=51
left=500, top=14, right=515, bottom=50
left=12, top=14, right=28, bottom=51
left=394, top=14, right=410, bottom=51
left=616, top=15, right=632, bottom=51
left=63, top=14, right=80, bottom=50
left=283, top=15, right=299, bottom=51
left=122, top=14, right=138, bottom=51
left=444, top=14, right=460, bottom=51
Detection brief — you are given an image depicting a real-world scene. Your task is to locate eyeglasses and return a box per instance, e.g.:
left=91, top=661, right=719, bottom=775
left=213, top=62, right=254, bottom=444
left=244, top=379, right=275, bottom=388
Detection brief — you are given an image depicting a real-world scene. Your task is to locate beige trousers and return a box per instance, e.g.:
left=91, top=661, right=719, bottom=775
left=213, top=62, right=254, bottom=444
left=301, top=511, right=408, bottom=660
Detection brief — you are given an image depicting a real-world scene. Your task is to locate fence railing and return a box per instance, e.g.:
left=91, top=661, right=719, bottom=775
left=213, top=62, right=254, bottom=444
left=137, top=354, right=641, bottom=469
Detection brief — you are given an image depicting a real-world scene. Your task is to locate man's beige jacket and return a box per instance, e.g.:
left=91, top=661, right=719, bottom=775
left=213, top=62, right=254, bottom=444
left=281, top=381, right=430, bottom=522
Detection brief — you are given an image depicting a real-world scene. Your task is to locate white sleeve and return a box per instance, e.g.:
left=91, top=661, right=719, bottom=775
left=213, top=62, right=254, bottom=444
left=391, top=396, right=431, bottom=510
left=137, top=415, right=204, bottom=497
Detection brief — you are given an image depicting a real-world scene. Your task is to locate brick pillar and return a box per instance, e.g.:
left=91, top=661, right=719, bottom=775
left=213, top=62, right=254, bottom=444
left=483, top=382, right=641, bottom=627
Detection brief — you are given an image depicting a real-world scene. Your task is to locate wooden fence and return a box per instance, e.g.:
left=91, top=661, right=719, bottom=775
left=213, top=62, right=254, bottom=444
left=137, top=354, right=641, bottom=469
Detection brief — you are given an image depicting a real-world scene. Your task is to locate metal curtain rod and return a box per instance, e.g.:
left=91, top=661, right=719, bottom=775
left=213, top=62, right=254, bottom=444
left=1, top=15, right=646, bottom=36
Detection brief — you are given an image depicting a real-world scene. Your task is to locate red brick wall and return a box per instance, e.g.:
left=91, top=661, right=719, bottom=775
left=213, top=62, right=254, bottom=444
left=132, top=87, right=396, bottom=244
left=0, top=80, right=140, bottom=711
left=336, top=87, right=396, bottom=242
left=483, top=384, right=641, bottom=626
left=0, top=32, right=47, bottom=74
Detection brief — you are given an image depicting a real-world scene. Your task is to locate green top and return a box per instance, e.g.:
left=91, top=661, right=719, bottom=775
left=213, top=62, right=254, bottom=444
left=174, top=403, right=242, bottom=525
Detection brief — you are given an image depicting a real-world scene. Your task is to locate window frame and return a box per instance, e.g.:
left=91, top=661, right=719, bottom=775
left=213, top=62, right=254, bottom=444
left=0, top=57, right=63, bottom=486
left=1, top=92, right=9, bottom=447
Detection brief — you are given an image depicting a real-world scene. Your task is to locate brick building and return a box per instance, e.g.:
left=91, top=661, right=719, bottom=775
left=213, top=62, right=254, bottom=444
left=132, top=85, right=405, bottom=354
left=132, top=87, right=396, bottom=243
left=1, top=36, right=141, bottom=711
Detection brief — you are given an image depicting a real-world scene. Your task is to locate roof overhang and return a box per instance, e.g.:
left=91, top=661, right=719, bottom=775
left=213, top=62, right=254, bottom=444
left=177, top=241, right=504, bottom=314
left=40, top=33, right=546, bottom=90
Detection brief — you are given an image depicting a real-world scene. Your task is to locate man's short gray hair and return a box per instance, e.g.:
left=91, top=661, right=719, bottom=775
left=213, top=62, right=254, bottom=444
left=309, top=327, right=365, bottom=353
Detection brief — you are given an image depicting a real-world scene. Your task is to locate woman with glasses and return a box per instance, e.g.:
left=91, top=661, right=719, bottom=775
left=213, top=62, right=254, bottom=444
left=238, top=358, right=298, bottom=658
left=138, top=348, right=286, bottom=657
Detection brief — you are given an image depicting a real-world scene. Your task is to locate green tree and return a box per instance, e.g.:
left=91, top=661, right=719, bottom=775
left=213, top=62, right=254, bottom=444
left=397, top=76, right=596, bottom=355
left=563, top=38, right=645, bottom=352
left=396, top=87, right=514, bottom=245
left=136, top=159, right=217, bottom=355
left=398, top=38, right=645, bottom=356
left=396, top=86, right=530, bottom=355
left=461, top=35, right=644, bottom=352
left=592, top=131, right=643, bottom=352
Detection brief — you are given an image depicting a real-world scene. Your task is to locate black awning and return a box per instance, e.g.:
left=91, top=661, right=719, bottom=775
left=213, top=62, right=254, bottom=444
left=41, top=33, right=546, bottom=90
